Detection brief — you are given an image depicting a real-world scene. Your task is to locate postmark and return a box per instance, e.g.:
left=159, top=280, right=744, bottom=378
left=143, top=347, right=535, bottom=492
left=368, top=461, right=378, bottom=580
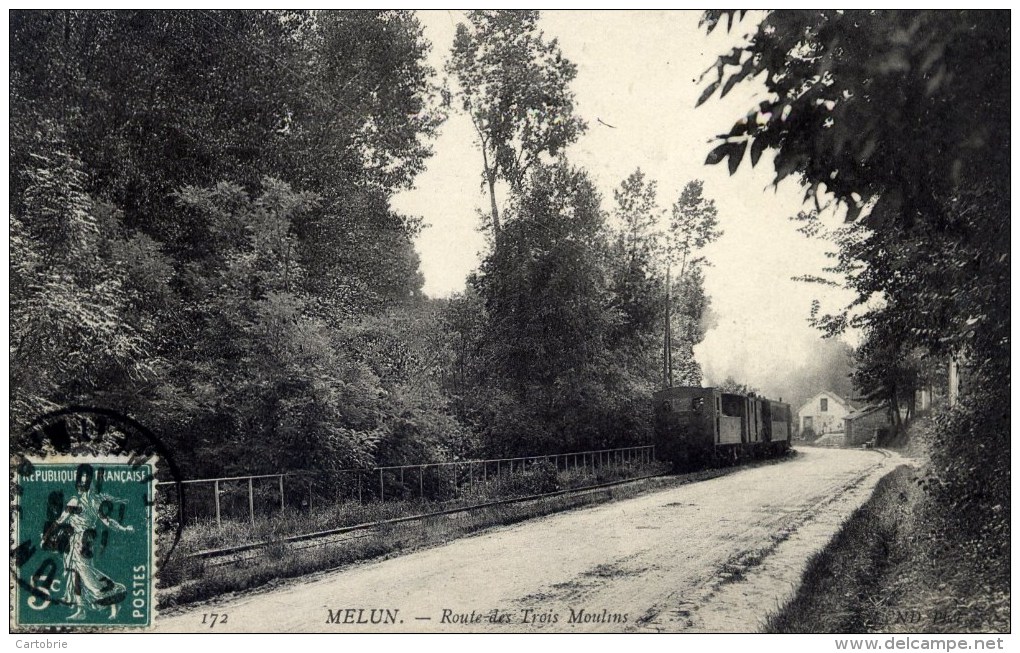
left=12, top=407, right=185, bottom=567
left=12, top=456, right=157, bottom=630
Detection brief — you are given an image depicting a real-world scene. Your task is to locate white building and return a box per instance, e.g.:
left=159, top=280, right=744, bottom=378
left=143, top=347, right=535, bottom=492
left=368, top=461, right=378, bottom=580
left=796, top=391, right=855, bottom=437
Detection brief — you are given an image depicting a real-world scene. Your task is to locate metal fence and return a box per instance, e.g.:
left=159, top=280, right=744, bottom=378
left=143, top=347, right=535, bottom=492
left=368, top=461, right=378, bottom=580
left=157, top=444, right=656, bottom=527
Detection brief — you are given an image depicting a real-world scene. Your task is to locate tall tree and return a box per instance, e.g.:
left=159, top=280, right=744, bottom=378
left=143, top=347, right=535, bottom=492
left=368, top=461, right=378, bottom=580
left=608, top=169, right=664, bottom=367
left=663, top=180, right=722, bottom=386
left=448, top=10, right=586, bottom=244
left=470, top=162, right=631, bottom=453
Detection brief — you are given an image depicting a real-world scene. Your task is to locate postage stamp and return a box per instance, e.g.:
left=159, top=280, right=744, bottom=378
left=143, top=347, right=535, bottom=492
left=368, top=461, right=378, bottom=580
left=11, top=456, right=157, bottom=630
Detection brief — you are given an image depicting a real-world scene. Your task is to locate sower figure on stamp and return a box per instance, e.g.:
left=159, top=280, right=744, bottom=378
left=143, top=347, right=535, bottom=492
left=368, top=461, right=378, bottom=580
left=49, top=465, right=134, bottom=620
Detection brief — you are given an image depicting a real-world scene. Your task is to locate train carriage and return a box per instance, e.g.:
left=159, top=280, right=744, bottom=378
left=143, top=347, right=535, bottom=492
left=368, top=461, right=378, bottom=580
left=653, top=386, right=792, bottom=471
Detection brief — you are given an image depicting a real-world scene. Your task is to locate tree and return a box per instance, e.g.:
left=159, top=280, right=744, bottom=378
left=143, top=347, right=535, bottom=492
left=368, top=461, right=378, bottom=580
left=608, top=169, right=664, bottom=375
left=10, top=128, right=154, bottom=426
left=448, top=10, right=586, bottom=244
left=477, top=163, right=613, bottom=393
left=283, top=11, right=444, bottom=311
left=443, top=285, right=488, bottom=398
left=294, top=11, right=447, bottom=193
left=469, top=162, right=641, bottom=454
left=10, top=11, right=307, bottom=229
left=670, top=264, right=712, bottom=386
left=10, top=10, right=444, bottom=315
left=663, top=180, right=721, bottom=387
left=851, top=320, right=914, bottom=435
left=717, top=377, right=759, bottom=396
left=697, top=10, right=1008, bottom=366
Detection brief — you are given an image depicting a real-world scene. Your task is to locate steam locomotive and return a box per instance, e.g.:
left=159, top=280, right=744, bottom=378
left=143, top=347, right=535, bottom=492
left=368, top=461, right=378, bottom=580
left=653, top=386, right=792, bottom=471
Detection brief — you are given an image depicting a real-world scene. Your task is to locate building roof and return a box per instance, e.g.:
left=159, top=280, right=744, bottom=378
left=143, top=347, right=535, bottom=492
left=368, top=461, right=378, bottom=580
left=845, top=404, right=886, bottom=420
left=796, top=390, right=855, bottom=414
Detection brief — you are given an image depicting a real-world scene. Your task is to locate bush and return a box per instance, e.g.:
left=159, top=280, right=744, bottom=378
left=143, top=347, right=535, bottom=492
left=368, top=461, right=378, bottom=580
left=915, top=377, right=1009, bottom=573
left=492, top=460, right=559, bottom=497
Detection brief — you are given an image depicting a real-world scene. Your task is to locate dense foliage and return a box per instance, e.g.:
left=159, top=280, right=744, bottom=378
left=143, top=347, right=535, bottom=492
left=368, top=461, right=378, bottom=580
left=11, top=10, right=707, bottom=483
left=10, top=10, right=458, bottom=479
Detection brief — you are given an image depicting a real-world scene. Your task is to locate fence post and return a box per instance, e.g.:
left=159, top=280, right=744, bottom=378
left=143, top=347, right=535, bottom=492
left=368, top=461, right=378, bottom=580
left=247, top=477, right=255, bottom=527
left=308, top=479, right=313, bottom=511
left=358, top=471, right=363, bottom=503
left=214, top=480, right=221, bottom=527
left=379, top=468, right=385, bottom=502
left=419, top=466, right=424, bottom=499
left=279, top=475, right=285, bottom=512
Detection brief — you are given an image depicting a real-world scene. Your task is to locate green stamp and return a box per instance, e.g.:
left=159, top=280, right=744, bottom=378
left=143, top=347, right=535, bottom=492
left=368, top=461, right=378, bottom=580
left=12, top=456, right=156, bottom=630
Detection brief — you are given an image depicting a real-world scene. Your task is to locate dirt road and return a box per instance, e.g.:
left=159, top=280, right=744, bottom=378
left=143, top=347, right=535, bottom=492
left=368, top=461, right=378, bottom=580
left=156, top=447, right=904, bottom=633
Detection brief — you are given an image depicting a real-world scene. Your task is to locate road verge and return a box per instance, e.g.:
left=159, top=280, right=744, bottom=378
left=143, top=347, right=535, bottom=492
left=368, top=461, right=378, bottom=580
left=764, top=464, right=1009, bottom=633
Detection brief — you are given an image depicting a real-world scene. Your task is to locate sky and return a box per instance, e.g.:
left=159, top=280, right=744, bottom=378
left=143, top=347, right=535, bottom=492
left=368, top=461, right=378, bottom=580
left=391, top=10, right=859, bottom=400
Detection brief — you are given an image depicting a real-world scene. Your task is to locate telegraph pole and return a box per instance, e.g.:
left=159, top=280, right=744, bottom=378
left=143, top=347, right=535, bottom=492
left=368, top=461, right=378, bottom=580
left=663, top=266, right=672, bottom=388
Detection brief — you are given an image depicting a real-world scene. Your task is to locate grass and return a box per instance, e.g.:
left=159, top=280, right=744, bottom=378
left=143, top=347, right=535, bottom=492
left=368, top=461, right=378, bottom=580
left=763, top=463, right=1009, bottom=633
left=157, top=453, right=795, bottom=612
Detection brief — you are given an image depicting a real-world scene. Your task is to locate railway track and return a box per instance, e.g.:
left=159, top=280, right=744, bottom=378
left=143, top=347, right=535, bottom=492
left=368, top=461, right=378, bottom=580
left=196, top=471, right=671, bottom=566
